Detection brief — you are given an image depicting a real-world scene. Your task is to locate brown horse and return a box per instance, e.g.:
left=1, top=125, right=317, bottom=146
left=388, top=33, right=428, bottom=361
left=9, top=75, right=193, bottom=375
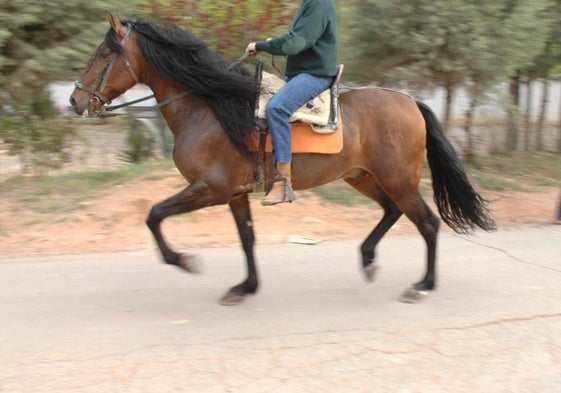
left=70, top=13, right=495, bottom=305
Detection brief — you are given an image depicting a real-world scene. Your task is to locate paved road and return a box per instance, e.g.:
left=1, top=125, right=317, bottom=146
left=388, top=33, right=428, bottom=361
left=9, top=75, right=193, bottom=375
left=1, top=225, right=560, bottom=392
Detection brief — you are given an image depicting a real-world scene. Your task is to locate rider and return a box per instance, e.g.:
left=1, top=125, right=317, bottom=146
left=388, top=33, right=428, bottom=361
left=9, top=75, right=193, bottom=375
left=246, top=0, right=339, bottom=205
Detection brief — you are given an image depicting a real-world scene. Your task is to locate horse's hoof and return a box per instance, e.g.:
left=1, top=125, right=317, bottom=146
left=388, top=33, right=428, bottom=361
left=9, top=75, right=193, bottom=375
left=399, top=286, right=429, bottom=303
left=219, top=291, right=246, bottom=306
left=363, top=263, right=379, bottom=283
left=177, top=254, right=203, bottom=274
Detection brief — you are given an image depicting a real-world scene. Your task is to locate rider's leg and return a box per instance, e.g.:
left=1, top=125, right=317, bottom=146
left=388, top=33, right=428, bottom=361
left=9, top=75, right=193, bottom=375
left=262, top=73, right=333, bottom=205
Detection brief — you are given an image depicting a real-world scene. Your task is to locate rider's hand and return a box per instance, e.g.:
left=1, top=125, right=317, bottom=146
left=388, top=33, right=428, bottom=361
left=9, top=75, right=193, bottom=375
left=246, top=42, right=258, bottom=56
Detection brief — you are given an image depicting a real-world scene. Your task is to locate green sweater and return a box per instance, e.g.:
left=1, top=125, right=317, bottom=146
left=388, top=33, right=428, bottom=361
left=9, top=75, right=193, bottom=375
left=255, top=0, right=338, bottom=78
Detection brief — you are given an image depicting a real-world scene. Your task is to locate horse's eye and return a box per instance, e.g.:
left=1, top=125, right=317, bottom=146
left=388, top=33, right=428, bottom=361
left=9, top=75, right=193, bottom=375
left=100, top=50, right=111, bottom=60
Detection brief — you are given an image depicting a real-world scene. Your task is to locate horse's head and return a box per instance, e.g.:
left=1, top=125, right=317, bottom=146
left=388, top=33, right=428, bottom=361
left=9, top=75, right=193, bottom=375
left=70, top=12, right=142, bottom=116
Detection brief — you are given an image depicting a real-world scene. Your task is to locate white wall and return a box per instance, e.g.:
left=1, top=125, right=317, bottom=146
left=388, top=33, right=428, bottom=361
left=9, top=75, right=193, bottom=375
left=51, top=80, right=561, bottom=122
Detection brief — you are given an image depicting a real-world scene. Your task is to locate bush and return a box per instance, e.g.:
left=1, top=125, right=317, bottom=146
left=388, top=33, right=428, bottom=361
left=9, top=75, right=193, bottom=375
left=0, top=115, right=78, bottom=174
left=120, top=120, right=155, bottom=163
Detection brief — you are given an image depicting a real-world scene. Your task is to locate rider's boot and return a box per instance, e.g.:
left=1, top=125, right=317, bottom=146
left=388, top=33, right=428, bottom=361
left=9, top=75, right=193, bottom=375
left=261, top=162, right=296, bottom=206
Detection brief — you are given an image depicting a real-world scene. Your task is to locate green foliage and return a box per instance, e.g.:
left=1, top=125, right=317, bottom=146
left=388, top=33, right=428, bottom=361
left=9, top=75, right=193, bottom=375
left=0, top=0, right=146, bottom=109
left=346, top=0, right=558, bottom=149
left=471, top=151, right=561, bottom=191
left=524, top=0, right=561, bottom=79
left=144, top=0, right=298, bottom=58
left=468, top=171, right=525, bottom=192
left=120, top=125, right=155, bottom=163
left=349, top=0, right=556, bottom=88
left=311, top=181, right=374, bottom=206
left=0, top=114, right=77, bottom=174
left=0, top=158, right=175, bottom=214
left=31, top=90, right=59, bottom=119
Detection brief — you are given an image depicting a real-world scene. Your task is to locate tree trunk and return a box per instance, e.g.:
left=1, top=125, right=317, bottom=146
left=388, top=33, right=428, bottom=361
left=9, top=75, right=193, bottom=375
left=524, top=79, right=533, bottom=151
left=463, top=95, right=478, bottom=165
left=507, top=73, right=521, bottom=152
left=535, top=78, right=549, bottom=151
left=558, top=89, right=561, bottom=153
left=443, top=82, right=454, bottom=133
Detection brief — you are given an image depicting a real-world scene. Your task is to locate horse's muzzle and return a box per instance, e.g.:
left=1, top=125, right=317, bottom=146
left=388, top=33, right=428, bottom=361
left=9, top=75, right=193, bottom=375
left=69, top=90, right=88, bottom=116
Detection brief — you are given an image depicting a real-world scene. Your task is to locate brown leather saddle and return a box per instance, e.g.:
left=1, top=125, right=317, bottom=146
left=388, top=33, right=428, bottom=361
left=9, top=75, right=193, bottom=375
left=249, top=63, right=344, bottom=192
left=249, top=63, right=344, bottom=152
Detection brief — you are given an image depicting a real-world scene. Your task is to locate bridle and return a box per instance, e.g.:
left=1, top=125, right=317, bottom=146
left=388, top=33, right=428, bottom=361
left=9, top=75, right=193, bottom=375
left=74, top=24, right=140, bottom=116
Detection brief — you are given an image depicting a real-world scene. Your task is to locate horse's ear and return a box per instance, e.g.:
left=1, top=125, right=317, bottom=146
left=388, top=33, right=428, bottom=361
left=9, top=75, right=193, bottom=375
left=105, top=11, right=127, bottom=38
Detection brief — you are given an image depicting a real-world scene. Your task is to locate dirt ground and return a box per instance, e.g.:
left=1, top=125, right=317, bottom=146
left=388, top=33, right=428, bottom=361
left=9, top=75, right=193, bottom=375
left=1, top=167, right=559, bottom=258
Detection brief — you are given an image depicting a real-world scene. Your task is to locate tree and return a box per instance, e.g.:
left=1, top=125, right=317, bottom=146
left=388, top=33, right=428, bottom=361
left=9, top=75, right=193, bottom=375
left=463, top=1, right=556, bottom=156
left=556, top=64, right=561, bottom=154
left=0, top=1, right=144, bottom=174
left=518, top=0, right=561, bottom=151
left=142, top=0, right=297, bottom=59
left=0, top=0, right=145, bottom=111
left=349, top=0, right=555, bottom=137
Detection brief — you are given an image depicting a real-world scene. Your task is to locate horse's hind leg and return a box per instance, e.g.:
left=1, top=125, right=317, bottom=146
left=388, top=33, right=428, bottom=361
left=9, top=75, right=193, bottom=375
left=345, top=176, right=402, bottom=282
left=392, top=192, right=440, bottom=302
left=219, top=194, right=259, bottom=306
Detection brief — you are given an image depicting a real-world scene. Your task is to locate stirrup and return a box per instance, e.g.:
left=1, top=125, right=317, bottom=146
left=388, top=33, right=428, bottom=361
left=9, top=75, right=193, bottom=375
left=261, top=177, right=296, bottom=206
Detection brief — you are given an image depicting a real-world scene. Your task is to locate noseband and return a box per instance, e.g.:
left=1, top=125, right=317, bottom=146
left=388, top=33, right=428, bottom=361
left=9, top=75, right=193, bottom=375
left=74, top=24, right=139, bottom=116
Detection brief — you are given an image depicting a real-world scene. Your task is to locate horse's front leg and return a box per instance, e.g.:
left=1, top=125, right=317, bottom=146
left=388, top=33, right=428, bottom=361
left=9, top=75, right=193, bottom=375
left=146, top=181, right=221, bottom=273
left=219, top=194, right=258, bottom=306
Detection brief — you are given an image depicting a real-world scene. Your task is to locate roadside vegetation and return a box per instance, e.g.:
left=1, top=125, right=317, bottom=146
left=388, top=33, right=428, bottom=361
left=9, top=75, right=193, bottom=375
left=0, top=159, right=175, bottom=214
left=1, top=152, right=558, bottom=215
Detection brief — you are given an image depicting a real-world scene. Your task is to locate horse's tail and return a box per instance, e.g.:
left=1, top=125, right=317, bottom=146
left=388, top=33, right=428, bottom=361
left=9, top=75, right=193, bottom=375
left=416, top=100, right=496, bottom=234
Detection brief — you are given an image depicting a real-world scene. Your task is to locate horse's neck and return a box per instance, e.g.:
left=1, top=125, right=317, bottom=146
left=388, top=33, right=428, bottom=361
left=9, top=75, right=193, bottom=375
left=147, top=79, right=215, bottom=138
left=148, top=79, right=186, bottom=107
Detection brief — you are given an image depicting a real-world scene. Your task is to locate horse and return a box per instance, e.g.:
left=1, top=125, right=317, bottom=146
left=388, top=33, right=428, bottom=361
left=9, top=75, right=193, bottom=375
left=70, top=13, right=496, bottom=305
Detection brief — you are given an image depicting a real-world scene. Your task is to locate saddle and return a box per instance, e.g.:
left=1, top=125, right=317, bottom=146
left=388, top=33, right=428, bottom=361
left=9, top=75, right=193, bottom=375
left=249, top=63, right=344, bottom=154
left=249, top=63, right=344, bottom=192
left=255, top=64, right=344, bottom=132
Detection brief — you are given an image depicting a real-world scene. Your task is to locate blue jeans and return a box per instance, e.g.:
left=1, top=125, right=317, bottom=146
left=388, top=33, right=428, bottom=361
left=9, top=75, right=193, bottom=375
left=265, top=73, right=334, bottom=163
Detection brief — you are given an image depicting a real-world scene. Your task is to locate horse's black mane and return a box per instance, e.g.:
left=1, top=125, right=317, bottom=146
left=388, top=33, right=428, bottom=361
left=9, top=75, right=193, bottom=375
left=105, top=18, right=258, bottom=154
